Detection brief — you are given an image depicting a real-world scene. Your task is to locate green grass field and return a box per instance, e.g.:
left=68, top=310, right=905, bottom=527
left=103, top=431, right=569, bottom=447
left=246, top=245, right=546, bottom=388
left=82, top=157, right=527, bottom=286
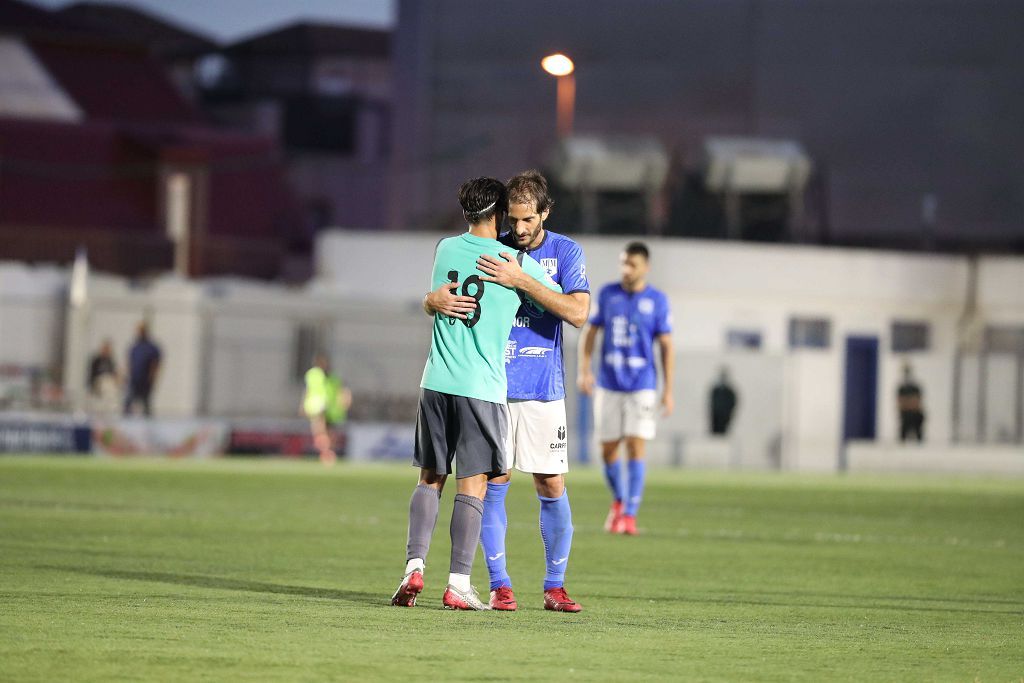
left=1, top=456, right=1022, bottom=682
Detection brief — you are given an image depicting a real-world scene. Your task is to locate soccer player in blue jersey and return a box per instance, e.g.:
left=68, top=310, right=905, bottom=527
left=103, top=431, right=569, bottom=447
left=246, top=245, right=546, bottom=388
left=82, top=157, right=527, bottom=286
left=578, top=242, right=674, bottom=536
left=424, top=170, right=589, bottom=612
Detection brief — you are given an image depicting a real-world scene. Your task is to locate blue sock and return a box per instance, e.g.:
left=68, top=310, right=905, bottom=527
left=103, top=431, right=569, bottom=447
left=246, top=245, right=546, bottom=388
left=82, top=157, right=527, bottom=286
left=625, top=459, right=646, bottom=516
left=481, top=481, right=511, bottom=590
left=539, top=490, right=574, bottom=591
left=603, top=460, right=625, bottom=503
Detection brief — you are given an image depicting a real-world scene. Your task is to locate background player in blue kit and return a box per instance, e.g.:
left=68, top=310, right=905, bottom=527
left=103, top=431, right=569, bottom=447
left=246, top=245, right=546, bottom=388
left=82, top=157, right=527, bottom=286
left=578, top=242, right=674, bottom=536
left=425, top=170, right=590, bottom=612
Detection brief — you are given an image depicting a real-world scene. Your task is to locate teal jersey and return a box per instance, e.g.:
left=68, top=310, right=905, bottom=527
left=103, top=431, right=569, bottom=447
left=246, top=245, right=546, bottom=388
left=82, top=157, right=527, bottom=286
left=420, top=232, right=561, bottom=404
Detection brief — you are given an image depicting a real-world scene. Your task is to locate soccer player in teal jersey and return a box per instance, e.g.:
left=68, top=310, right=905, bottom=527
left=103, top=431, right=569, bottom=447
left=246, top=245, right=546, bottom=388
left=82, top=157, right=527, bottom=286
left=391, top=177, right=560, bottom=611
left=426, top=170, right=589, bottom=612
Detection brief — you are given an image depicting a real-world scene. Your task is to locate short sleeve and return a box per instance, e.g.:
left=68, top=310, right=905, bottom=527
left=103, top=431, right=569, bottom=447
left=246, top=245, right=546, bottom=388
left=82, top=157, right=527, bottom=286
left=589, top=287, right=605, bottom=326
left=558, top=242, right=590, bottom=295
left=654, top=293, right=673, bottom=335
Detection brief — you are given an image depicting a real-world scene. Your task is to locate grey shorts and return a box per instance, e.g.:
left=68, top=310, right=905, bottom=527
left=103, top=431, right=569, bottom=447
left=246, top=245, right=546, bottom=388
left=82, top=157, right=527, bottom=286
left=413, top=388, right=508, bottom=479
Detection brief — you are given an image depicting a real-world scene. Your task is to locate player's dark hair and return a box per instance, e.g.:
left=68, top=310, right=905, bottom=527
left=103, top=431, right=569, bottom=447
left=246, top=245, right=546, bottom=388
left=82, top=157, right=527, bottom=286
left=458, top=177, right=507, bottom=225
left=624, top=241, right=650, bottom=260
left=507, top=169, right=554, bottom=213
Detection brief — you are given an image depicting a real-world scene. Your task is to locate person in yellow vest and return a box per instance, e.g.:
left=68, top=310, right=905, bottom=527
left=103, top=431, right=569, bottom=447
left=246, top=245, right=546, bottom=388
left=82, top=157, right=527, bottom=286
left=303, top=354, right=352, bottom=465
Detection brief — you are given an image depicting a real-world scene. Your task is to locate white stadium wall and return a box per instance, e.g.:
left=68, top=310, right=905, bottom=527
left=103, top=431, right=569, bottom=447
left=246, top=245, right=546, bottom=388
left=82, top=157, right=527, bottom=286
left=4, top=235, right=1022, bottom=472
left=316, top=230, right=1024, bottom=471
left=0, top=262, right=67, bottom=370
left=0, top=263, right=68, bottom=411
left=70, top=274, right=207, bottom=417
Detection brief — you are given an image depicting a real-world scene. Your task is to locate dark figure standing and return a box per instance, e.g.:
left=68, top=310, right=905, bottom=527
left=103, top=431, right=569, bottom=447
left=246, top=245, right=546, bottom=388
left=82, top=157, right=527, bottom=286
left=87, top=339, right=120, bottom=415
left=897, top=364, right=925, bottom=442
left=124, top=323, right=162, bottom=417
left=709, top=367, right=738, bottom=435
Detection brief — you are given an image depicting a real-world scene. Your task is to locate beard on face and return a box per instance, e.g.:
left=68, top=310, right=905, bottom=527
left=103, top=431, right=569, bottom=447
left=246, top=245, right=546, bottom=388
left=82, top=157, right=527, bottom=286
left=514, top=222, right=542, bottom=248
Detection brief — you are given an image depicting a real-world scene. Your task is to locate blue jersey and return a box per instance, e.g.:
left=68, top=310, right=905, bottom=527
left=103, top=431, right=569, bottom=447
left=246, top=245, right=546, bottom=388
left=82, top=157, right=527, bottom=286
left=590, top=282, right=672, bottom=392
left=501, top=230, right=589, bottom=401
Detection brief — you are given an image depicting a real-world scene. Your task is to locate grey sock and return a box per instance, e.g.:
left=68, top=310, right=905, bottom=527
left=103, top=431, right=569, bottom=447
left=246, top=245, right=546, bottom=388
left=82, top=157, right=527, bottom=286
left=450, top=494, right=484, bottom=575
left=407, top=484, right=441, bottom=562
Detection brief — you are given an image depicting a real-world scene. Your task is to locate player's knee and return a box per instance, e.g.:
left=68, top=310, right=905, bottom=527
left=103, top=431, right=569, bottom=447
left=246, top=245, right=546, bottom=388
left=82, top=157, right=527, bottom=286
left=418, top=469, right=446, bottom=488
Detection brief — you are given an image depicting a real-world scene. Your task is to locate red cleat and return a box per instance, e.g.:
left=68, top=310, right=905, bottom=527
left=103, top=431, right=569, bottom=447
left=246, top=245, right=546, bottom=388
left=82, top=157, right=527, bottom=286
left=543, top=587, right=582, bottom=613
left=390, top=568, right=423, bottom=607
left=604, top=500, right=623, bottom=533
left=620, top=514, right=638, bottom=535
left=489, top=585, right=518, bottom=611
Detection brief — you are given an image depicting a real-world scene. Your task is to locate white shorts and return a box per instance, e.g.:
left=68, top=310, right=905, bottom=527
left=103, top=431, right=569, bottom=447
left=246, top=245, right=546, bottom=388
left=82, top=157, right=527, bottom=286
left=594, top=388, right=658, bottom=442
left=505, top=399, right=569, bottom=475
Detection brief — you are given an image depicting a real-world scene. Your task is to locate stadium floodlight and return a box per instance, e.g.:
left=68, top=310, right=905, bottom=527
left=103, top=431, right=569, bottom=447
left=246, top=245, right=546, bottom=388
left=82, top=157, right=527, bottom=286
left=541, top=53, right=575, bottom=137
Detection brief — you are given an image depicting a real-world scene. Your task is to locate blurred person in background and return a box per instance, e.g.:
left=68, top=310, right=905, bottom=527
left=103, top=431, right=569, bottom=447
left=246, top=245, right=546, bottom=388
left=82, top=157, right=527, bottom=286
left=302, top=353, right=351, bottom=465
left=87, top=339, right=120, bottom=416
left=897, top=363, right=925, bottom=442
left=123, top=323, right=161, bottom=417
left=710, top=366, right=738, bottom=435
left=579, top=242, right=674, bottom=536
left=426, top=169, right=589, bottom=612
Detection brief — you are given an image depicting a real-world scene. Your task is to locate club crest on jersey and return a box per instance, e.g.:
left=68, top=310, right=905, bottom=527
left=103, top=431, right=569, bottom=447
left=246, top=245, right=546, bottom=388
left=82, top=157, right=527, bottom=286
left=518, top=346, right=550, bottom=358
left=638, top=298, right=655, bottom=315
left=540, top=258, right=558, bottom=278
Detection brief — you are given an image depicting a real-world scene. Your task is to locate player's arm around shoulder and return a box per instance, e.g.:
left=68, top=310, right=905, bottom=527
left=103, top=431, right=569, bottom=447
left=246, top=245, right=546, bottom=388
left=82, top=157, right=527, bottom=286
left=476, top=250, right=591, bottom=327
left=422, top=239, right=478, bottom=319
left=518, top=253, right=592, bottom=327
left=423, top=281, right=478, bottom=319
left=557, top=291, right=591, bottom=328
left=555, top=239, right=592, bottom=328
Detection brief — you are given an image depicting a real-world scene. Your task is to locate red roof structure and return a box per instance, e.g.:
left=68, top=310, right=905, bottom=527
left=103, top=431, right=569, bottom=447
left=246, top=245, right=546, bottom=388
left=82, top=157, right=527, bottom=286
left=28, top=37, right=201, bottom=123
left=0, top=0, right=304, bottom=279
left=56, top=2, right=217, bottom=60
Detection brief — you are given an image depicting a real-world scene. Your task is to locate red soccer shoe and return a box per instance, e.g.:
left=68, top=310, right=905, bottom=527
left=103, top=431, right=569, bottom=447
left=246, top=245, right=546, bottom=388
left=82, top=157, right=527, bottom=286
left=390, top=568, right=423, bottom=607
left=620, top=514, right=638, bottom=536
left=604, top=501, right=623, bottom=533
left=489, top=585, right=518, bottom=611
left=543, top=587, right=582, bottom=613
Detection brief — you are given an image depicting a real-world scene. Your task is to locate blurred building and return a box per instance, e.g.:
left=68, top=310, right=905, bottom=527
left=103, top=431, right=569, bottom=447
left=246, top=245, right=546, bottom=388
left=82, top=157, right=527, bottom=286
left=54, top=1, right=217, bottom=101
left=3, top=229, right=1021, bottom=469
left=202, top=21, right=392, bottom=232
left=314, top=230, right=1024, bottom=471
left=0, top=0, right=302, bottom=279
left=390, top=0, right=1024, bottom=251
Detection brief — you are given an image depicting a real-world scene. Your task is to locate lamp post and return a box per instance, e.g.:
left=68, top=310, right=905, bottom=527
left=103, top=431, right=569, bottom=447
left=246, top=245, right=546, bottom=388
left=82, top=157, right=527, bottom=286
left=541, top=53, right=575, bottom=138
